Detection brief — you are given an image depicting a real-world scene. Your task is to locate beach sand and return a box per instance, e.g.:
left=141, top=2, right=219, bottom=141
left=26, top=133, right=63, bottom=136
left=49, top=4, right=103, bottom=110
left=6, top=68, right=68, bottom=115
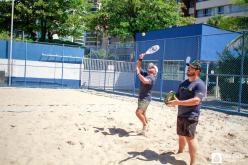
left=0, top=87, right=247, bottom=165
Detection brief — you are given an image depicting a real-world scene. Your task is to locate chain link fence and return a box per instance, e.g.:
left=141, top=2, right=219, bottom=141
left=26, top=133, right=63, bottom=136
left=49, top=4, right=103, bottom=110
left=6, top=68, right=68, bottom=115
left=201, top=32, right=248, bottom=113
left=82, top=32, right=248, bottom=114
left=0, top=32, right=247, bottom=114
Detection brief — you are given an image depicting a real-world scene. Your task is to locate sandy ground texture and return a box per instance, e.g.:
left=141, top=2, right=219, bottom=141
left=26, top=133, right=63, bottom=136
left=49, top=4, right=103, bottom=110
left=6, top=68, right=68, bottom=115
left=0, top=87, right=248, bottom=165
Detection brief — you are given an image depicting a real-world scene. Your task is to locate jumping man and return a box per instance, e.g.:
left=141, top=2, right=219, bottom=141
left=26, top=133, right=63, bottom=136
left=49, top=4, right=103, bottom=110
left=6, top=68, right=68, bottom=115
left=136, top=53, right=158, bottom=135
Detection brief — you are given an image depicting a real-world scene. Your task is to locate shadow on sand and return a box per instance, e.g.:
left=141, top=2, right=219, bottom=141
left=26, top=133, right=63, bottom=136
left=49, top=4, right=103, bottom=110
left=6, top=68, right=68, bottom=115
left=93, top=127, right=140, bottom=137
left=119, top=150, right=187, bottom=165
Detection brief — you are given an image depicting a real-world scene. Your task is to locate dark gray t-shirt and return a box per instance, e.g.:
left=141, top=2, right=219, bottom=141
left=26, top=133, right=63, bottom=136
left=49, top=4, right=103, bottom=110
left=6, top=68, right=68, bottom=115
left=138, top=70, right=156, bottom=101
left=176, top=79, right=206, bottom=120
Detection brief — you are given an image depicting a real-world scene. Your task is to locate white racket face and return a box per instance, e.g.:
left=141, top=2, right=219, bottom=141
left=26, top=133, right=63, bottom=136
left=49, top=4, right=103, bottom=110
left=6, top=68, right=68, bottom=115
left=145, top=45, right=160, bottom=55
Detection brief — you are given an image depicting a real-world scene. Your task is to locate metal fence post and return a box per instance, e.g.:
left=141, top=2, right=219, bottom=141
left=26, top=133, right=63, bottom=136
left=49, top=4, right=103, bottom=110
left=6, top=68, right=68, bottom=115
left=216, top=75, right=219, bottom=99
left=24, top=41, right=27, bottom=86
left=205, top=62, right=210, bottom=99
left=133, top=42, right=137, bottom=97
left=104, top=61, right=107, bottom=91
left=160, top=39, right=165, bottom=100
left=238, top=32, right=245, bottom=113
left=8, top=0, right=14, bottom=86
left=79, top=58, right=82, bottom=88
left=61, top=44, right=64, bottom=88
left=113, top=44, right=117, bottom=92
left=113, top=60, right=116, bottom=92
left=88, top=51, right=92, bottom=89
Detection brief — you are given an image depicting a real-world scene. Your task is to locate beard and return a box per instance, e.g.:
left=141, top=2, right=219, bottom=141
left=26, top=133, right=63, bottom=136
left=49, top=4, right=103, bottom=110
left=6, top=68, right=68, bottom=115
left=187, top=72, right=195, bottom=77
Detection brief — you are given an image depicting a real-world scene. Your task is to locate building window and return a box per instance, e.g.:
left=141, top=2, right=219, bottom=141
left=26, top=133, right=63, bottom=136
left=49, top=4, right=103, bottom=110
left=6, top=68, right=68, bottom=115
left=204, top=8, right=212, bottom=16
left=196, top=8, right=212, bottom=17
left=189, top=1, right=194, bottom=8
left=163, top=60, right=185, bottom=81
left=197, top=9, right=204, bottom=17
left=218, top=6, right=224, bottom=14
left=229, top=5, right=248, bottom=13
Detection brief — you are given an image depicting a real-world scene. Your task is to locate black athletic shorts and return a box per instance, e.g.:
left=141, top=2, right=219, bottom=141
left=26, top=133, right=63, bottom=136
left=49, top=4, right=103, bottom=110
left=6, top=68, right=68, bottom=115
left=177, top=117, right=198, bottom=138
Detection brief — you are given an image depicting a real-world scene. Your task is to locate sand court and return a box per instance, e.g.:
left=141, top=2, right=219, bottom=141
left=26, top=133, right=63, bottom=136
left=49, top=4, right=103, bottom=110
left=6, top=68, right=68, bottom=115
left=0, top=87, right=248, bottom=165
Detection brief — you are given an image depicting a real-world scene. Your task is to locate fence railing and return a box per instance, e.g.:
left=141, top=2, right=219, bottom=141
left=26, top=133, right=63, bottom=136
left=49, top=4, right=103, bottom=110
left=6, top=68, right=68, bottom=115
left=0, top=32, right=247, bottom=114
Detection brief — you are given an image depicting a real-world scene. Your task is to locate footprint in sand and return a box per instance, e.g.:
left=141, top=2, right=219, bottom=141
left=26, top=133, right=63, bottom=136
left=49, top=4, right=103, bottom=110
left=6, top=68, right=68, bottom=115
left=225, top=132, right=236, bottom=139
left=66, top=140, right=76, bottom=145
left=129, top=123, right=134, bottom=126
left=107, top=117, right=114, bottom=121
left=79, top=142, right=85, bottom=149
left=10, top=124, right=16, bottom=128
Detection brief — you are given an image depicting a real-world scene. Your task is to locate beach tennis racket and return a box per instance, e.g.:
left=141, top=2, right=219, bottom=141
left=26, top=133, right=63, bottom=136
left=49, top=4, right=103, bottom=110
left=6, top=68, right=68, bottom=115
left=144, top=45, right=160, bottom=55
left=164, top=91, right=176, bottom=104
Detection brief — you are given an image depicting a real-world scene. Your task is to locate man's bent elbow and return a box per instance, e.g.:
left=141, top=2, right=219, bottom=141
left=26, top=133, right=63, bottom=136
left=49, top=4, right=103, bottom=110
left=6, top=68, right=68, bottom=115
left=194, top=98, right=201, bottom=105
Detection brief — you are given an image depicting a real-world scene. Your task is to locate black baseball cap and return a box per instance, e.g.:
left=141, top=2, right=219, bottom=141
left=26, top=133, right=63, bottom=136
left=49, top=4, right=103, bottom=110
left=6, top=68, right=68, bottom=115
left=186, top=60, right=201, bottom=71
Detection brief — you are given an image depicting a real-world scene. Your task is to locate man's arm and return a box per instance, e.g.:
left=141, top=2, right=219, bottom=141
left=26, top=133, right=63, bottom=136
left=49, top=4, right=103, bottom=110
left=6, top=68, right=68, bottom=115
left=167, top=96, right=201, bottom=107
left=136, top=53, right=152, bottom=85
left=136, top=54, right=144, bottom=74
left=167, top=82, right=205, bottom=107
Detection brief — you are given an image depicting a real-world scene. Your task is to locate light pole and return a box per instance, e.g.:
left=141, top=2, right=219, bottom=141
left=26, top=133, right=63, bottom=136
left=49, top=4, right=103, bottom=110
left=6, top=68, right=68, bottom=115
left=8, top=0, right=14, bottom=86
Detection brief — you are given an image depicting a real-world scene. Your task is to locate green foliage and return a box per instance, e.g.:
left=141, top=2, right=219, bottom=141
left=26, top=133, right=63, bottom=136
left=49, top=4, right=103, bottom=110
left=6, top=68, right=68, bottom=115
left=208, top=0, right=248, bottom=31
left=85, top=49, right=107, bottom=59
left=232, top=0, right=248, bottom=6
left=86, top=0, right=194, bottom=41
left=0, top=0, right=91, bottom=42
left=218, top=33, right=248, bottom=74
left=207, top=15, right=248, bottom=31
left=0, top=31, right=9, bottom=40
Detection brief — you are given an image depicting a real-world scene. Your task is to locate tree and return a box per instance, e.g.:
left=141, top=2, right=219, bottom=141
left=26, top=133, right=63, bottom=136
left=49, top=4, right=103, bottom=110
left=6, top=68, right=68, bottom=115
left=0, top=0, right=91, bottom=42
left=207, top=0, right=248, bottom=31
left=86, top=0, right=194, bottom=41
left=233, top=0, right=248, bottom=6
left=207, top=15, right=248, bottom=32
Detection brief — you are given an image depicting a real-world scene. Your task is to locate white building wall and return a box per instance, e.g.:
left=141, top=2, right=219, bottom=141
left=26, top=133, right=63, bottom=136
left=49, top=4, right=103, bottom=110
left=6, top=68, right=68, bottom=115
left=0, top=59, right=81, bottom=80
left=189, top=0, right=248, bottom=23
left=196, top=0, right=232, bottom=10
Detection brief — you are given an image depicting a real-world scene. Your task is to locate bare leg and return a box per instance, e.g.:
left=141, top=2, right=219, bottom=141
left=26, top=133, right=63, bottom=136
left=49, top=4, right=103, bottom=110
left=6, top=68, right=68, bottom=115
left=186, top=136, right=197, bottom=165
left=177, top=135, right=187, bottom=153
left=136, top=109, right=147, bottom=127
left=143, top=111, right=148, bottom=125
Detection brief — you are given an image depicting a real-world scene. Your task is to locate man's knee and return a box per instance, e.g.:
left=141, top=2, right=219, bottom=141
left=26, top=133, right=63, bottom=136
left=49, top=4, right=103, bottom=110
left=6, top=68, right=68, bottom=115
left=186, top=136, right=194, bottom=142
left=136, top=109, right=143, bottom=115
left=186, top=136, right=196, bottom=147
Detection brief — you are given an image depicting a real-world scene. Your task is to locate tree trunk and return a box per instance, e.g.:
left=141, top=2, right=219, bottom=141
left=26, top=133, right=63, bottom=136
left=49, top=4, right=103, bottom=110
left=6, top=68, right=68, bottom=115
left=48, top=31, right=53, bottom=42
left=40, top=19, right=47, bottom=42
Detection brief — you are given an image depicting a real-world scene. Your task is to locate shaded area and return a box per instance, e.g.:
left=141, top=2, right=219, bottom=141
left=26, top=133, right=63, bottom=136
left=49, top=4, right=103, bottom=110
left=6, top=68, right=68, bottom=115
left=119, top=150, right=187, bottom=164
left=202, top=100, right=248, bottom=117
left=93, top=127, right=136, bottom=137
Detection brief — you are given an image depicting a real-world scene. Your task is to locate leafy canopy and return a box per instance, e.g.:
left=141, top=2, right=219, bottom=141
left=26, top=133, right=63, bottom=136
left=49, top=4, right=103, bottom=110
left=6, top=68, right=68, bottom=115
left=86, top=0, right=194, bottom=40
left=0, top=0, right=91, bottom=42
